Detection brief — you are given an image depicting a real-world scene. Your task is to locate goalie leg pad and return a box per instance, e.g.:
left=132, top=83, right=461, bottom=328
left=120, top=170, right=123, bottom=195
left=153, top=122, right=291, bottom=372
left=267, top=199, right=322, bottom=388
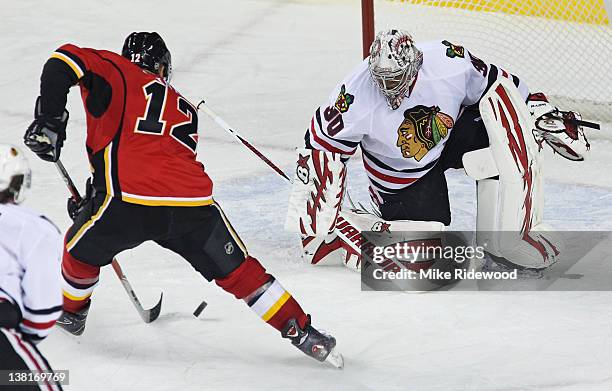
left=302, top=234, right=346, bottom=266
left=285, top=148, right=346, bottom=237
left=307, top=210, right=445, bottom=272
left=477, top=78, right=563, bottom=269
left=463, top=147, right=499, bottom=180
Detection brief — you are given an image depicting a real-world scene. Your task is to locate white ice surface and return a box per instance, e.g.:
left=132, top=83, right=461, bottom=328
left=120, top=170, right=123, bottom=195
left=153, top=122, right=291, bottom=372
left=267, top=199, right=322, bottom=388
left=1, top=1, right=612, bottom=390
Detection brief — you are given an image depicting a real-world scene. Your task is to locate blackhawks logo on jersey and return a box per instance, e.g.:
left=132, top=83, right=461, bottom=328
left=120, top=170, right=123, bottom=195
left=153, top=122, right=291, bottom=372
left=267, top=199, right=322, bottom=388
left=396, top=105, right=454, bottom=161
left=334, top=85, right=354, bottom=113
left=442, top=40, right=465, bottom=58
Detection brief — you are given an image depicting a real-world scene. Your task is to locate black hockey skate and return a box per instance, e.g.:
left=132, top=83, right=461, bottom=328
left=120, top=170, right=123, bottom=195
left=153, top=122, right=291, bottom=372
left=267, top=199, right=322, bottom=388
left=282, top=318, right=344, bottom=369
left=56, top=302, right=90, bottom=336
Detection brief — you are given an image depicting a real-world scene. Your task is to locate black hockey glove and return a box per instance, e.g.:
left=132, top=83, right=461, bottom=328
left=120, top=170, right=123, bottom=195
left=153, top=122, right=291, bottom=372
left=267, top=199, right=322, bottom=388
left=67, top=178, right=94, bottom=221
left=24, top=96, right=69, bottom=162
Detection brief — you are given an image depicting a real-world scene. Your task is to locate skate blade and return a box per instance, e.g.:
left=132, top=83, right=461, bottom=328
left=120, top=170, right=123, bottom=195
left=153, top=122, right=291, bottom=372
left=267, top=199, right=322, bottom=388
left=326, top=347, right=344, bottom=369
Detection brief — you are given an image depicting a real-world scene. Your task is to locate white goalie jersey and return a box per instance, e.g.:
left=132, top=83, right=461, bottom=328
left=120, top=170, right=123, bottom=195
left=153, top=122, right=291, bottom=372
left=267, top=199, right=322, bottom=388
left=305, top=40, right=529, bottom=201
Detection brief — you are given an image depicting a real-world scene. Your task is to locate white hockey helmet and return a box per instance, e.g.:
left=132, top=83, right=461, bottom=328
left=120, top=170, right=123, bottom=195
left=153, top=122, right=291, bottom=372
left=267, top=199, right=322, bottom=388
left=368, top=29, right=423, bottom=110
left=0, top=144, right=31, bottom=204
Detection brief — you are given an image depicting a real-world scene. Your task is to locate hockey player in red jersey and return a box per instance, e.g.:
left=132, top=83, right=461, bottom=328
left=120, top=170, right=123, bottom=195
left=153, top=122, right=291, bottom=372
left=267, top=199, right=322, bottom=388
left=23, top=32, right=341, bottom=366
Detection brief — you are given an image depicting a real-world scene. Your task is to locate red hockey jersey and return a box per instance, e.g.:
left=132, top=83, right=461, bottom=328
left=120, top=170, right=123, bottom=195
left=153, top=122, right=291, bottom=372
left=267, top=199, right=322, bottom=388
left=48, top=44, right=212, bottom=206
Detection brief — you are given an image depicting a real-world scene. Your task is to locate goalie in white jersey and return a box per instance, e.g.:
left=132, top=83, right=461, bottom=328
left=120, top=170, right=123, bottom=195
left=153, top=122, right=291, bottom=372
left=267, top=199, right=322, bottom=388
left=0, top=144, right=64, bottom=390
left=289, top=30, right=591, bottom=272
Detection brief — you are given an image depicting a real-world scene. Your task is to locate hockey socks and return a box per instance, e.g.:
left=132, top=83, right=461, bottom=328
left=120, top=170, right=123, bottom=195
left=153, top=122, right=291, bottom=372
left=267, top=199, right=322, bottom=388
left=62, top=250, right=99, bottom=313
left=215, top=256, right=309, bottom=331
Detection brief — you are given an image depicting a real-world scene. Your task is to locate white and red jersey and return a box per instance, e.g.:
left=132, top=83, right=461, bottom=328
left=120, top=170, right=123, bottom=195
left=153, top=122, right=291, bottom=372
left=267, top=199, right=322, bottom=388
left=306, top=40, right=529, bottom=200
left=0, top=203, right=63, bottom=342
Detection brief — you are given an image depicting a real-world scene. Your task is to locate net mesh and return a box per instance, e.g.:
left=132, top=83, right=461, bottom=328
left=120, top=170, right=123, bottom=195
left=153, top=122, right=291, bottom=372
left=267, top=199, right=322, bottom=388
left=376, top=0, right=612, bottom=121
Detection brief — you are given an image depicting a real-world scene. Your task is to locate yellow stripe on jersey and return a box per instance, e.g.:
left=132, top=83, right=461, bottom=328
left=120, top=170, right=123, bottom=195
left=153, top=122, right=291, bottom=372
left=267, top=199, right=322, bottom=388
left=66, top=194, right=111, bottom=252
left=211, top=202, right=248, bottom=255
left=104, top=143, right=114, bottom=196
left=50, top=52, right=85, bottom=79
left=62, top=289, right=92, bottom=302
left=261, top=291, right=291, bottom=322
left=121, top=195, right=214, bottom=207
left=66, top=144, right=113, bottom=252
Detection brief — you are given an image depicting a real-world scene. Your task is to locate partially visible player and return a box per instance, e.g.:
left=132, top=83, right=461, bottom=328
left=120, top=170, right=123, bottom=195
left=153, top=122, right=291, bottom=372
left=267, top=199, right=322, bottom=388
left=23, top=32, right=341, bottom=366
left=0, top=144, right=64, bottom=390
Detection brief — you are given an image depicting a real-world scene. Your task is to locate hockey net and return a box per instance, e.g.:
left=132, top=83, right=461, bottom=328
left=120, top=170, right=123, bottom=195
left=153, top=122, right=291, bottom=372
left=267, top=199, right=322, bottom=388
left=366, top=0, right=612, bottom=122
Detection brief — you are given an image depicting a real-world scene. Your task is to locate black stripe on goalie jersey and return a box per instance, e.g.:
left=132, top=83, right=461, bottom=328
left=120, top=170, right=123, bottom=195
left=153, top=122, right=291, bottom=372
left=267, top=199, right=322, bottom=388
left=314, top=107, right=360, bottom=149
left=485, top=64, right=499, bottom=95
left=368, top=178, right=408, bottom=194
left=305, top=128, right=359, bottom=155
left=362, top=148, right=439, bottom=173
left=486, top=65, right=521, bottom=91
left=56, top=48, right=87, bottom=76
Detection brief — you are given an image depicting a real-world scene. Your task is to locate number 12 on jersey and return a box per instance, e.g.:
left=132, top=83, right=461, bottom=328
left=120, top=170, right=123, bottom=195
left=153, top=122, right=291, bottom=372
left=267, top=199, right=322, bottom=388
left=135, top=80, right=199, bottom=153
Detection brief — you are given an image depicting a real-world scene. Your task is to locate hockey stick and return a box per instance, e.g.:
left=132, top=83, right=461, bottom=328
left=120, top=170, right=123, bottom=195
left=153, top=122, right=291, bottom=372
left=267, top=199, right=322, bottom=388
left=197, top=101, right=291, bottom=181
left=547, top=110, right=601, bottom=131
left=196, top=100, right=363, bottom=258
left=54, top=159, right=163, bottom=323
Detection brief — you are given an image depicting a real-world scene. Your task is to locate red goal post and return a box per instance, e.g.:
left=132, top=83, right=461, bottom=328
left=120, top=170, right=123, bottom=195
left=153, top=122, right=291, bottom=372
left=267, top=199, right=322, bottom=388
left=362, top=0, right=375, bottom=59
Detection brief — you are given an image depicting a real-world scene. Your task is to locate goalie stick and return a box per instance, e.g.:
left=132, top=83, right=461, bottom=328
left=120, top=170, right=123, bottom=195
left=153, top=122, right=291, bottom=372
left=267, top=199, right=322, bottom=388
left=55, top=160, right=163, bottom=323
left=544, top=109, right=601, bottom=131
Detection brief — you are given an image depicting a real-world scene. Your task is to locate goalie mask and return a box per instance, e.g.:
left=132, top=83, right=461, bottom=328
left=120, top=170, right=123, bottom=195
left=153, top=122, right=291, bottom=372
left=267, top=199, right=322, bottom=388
left=368, top=30, right=423, bottom=110
left=0, top=144, right=31, bottom=204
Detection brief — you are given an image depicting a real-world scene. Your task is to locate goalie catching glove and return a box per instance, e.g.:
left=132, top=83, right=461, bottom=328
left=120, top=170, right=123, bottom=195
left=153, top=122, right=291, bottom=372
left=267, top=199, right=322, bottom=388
left=527, top=92, right=599, bottom=161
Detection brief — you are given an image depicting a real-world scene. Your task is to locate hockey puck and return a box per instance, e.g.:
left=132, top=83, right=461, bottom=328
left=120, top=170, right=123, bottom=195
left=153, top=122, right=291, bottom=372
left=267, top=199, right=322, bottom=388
left=193, top=301, right=208, bottom=317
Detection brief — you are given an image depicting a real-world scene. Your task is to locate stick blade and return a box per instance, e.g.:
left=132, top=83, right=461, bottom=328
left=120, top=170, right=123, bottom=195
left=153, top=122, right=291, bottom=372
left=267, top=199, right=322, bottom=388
left=142, top=293, right=163, bottom=323
left=326, top=348, right=344, bottom=369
